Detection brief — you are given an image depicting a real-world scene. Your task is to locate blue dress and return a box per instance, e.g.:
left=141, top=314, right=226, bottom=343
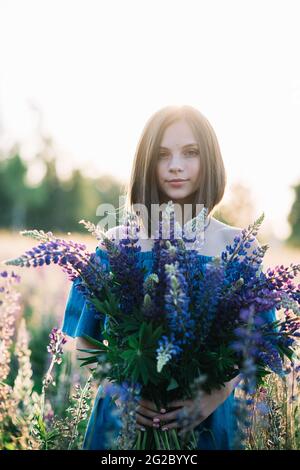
left=61, top=247, right=277, bottom=450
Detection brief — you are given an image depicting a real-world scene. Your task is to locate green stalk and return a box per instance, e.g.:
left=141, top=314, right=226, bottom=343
left=170, top=429, right=181, bottom=450
left=161, top=430, right=170, bottom=450
left=136, top=430, right=141, bottom=450
left=141, top=431, right=147, bottom=450
left=166, top=431, right=172, bottom=450
left=153, top=429, right=163, bottom=449
left=191, top=431, right=198, bottom=448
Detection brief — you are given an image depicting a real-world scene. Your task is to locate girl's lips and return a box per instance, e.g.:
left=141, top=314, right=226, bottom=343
left=167, top=180, right=188, bottom=187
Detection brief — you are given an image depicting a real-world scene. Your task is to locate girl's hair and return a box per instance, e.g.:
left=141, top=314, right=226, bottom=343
left=124, top=105, right=227, bottom=237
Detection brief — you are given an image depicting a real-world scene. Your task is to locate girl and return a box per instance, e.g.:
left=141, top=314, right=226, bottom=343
left=61, top=105, right=276, bottom=449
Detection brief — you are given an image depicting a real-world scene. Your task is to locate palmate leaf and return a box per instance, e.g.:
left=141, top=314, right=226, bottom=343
left=120, top=351, right=137, bottom=372
left=91, top=291, right=120, bottom=319
left=128, top=335, right=139, bottom=349
left=123, top=354, right=151, bottom=384
left=195, top=344, right=238, bottom=389
left=129, top=355, right=162, bottom=386
left=120, top=350, right=136, bottom=360
left=139, top=322, right=164, bottom=350
left=82, top=318, right=165, bottom=385
left=123, top=322, right=163, bottom=354
left=120, top=305, right=145, bottom=334
left=80, top=332, right=122, bottom=369
left=123, top=321, right=142, bottom=334
left=200, top=344, right=236, bottom=370
left=120, top=322, right=165, bottom=386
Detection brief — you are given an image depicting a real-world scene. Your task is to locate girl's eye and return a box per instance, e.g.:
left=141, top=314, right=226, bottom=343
left=158, top=150, right=199, bottom=159
left=158, top=153, right=168, bottom=159
left=185, top=150, right=199, bottom=157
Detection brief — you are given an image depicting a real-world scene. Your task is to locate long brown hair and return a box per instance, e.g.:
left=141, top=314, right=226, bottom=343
left=124, top=105, right=227, bottom=238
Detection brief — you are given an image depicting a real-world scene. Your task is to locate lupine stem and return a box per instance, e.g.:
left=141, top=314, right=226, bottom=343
left=153, top=429, right=162, bottom=449
left=40, top=356, right=56, bottom=419
left=135, top=430, right=141, bottom=450
left=161, top=430, right=170, bottom=450
left=190, top=431, right=198, bottom=448
left=170, top=429, right=181, bottom=450
left=141, top=430, right=147, bottom=450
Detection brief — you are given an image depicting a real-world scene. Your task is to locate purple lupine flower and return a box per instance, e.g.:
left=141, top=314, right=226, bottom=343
left=163, top=261, right=195, bottom=354
left=5, top=237, right=93, bottom=282
left=193, top=258, right=226, bottom=342
left=5, top=235, right=113, bottom=324
left=258, top=342, right=284, bottom=376
left=144, top=212, right=185, bottom=320
left=47, top=327, right=67, bottom=365
left=106, top=219, right=145, bottom=315
left=221, top=213, right=265, bottom=267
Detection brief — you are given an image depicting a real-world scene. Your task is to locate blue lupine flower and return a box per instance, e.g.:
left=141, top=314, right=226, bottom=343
left=105, top=221, right=145, bottom=315
left=156, top=334, right=182, bottom=372
left=193, top=258, right=226, bottom=342
left=163, top=262, right=195, bottom=353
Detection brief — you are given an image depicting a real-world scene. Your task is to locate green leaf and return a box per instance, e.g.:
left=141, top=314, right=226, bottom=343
left=140, top=363, right=149, bottom=385
left=77, top=356, right=100, bottom=365
left=128, top=335, right=139, bottom=349
left=166, top=377, right=179, bottom=391
left=81, top=334, right=104, bottom=348
left=120, top=350, right=136, bottom=360
left=139, top=322, right=147, bottom=344
left=76, top=348, right=106, bottom=354
left=38, top=414, right=45, bottom=430
left=277, top=343, right=294, bottom=361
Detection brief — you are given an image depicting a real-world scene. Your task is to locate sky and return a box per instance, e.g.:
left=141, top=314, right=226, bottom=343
left=0, top=0, right=299, bottom=240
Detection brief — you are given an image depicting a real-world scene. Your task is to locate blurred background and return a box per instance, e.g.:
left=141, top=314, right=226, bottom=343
left=0, top=0, right=299, bottom=398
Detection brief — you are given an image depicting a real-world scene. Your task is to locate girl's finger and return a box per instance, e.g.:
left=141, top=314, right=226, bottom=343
left=161, top=420, right=180, bottom=431
left=167, top=399, right=192, bottom=408
left=139, top=399, right=168, bottom=416
left=167, top=400, right=185, bottom=407
left=136, top=412, right=160, bottom=429
left=136, top=425, right=146, bottom=432
left=136, top=404, right=163, bottom=419
left=139, top=398, right=160, bottom=412
left=157, top=407, right=183, bottom=424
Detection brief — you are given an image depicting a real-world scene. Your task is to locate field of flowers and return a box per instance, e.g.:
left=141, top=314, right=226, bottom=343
left=0, top=229, right=300, bottom=450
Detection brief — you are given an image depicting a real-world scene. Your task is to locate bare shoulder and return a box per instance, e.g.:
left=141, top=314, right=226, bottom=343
left=217, top=221, right=260, bottom=258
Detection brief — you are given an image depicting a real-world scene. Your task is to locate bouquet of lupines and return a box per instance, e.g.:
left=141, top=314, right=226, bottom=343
left=4, top=202, right=300, bottom=450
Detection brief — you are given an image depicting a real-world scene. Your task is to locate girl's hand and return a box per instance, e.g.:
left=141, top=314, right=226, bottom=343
left=154, top=375, right=243, bottom=433
left=135, top=398, right=166, bottom=431
left=153, top=386, right=233, bottom=433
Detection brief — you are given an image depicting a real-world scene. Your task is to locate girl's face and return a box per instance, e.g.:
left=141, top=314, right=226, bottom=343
left=156, top=119, right=201, bottom=206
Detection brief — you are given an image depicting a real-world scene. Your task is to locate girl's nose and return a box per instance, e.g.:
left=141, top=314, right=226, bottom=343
left=169, top=164, right=184, bottom=172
